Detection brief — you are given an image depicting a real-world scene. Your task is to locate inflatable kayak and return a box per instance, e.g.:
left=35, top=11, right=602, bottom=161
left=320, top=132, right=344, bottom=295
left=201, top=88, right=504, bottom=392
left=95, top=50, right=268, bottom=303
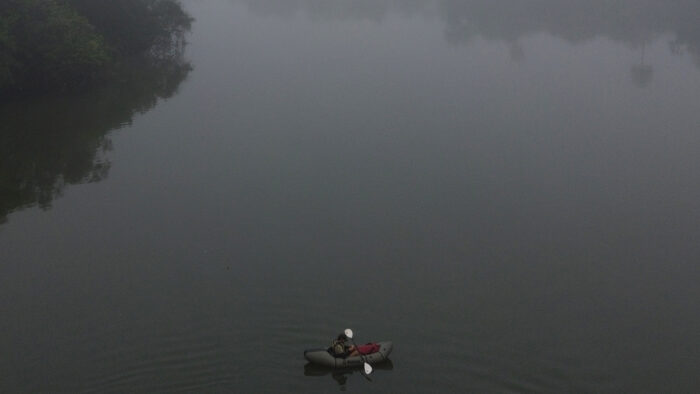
left=304, top=341, right=393, bottom=368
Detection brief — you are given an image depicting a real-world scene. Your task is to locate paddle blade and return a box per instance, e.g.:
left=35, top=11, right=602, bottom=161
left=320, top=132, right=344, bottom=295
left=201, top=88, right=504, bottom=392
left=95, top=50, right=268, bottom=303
left=344, top=328, right=353, bottom=339
left=364, top=362, right=373, bottom=375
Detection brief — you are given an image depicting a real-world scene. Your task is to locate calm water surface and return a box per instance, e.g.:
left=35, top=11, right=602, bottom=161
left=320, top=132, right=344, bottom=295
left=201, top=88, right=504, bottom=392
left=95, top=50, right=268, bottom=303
left=2, top=1, right=700, bottom=392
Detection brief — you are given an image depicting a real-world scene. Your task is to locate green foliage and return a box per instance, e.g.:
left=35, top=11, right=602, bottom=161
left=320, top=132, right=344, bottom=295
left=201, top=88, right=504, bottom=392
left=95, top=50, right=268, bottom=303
left=66, top=0, right=193, bottom=57
left=25, top=0, right=108, bottom=88
left=0, top=0, right=109, bottom=92
left=0, top=0, right=191, bottom=94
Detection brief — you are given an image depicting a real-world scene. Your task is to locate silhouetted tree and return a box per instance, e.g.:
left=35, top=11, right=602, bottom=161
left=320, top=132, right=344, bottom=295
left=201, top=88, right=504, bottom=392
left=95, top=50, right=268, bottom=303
left=0, top=0, right=191, bottom=94
left=0, top=0, right=109, bottom=92
left=66, top=0, right=192, bottom=58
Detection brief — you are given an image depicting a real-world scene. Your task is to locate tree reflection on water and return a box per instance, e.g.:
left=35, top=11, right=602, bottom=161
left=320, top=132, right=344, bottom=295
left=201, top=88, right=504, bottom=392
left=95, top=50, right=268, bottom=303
left=0, top=56, right=191, bottom=224
left=238, top=0, right=700, bottom=72
left=440, top=0, right=700, bottom=84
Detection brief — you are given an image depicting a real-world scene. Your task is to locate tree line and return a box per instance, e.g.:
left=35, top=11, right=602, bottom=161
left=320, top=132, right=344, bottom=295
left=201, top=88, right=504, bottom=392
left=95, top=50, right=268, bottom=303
left=0, top=0, right=192, bottom=95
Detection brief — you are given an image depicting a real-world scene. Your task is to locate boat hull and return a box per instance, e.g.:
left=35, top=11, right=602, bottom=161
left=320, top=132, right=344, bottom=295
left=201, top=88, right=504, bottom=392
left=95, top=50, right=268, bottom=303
left=303, top=341, right=393, bottom=368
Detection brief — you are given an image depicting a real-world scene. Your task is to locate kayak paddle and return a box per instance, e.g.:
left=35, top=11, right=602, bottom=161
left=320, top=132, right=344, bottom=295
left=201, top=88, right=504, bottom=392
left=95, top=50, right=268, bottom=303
left=344, top=328, right=373, bottom=375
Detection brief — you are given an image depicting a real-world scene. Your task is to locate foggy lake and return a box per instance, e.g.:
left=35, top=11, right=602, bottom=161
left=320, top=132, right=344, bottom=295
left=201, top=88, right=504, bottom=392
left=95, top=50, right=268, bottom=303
left=1, top=0, right=699, bottom=392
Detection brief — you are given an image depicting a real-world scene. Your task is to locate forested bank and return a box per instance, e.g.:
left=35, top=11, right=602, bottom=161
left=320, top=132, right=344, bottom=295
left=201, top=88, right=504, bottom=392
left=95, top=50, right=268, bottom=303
left=0, top=0, right=192, bottom=95
left=1, top=0, right=193, bottom=223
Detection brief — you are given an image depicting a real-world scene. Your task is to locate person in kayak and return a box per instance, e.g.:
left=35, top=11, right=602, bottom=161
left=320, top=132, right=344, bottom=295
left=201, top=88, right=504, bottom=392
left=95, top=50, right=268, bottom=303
left=331, top=333, right=360, bottom=358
